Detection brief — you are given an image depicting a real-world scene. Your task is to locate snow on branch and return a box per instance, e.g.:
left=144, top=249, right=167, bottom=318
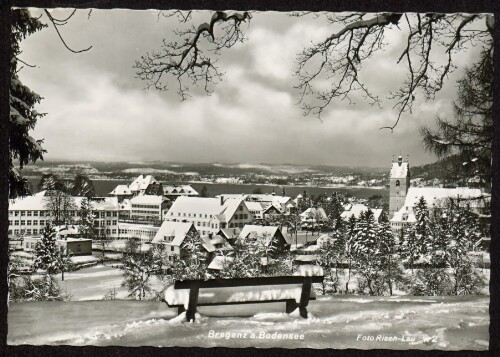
left=135, top=11, right=252, bottom=100
left=294, top=12, right=491, bottom=130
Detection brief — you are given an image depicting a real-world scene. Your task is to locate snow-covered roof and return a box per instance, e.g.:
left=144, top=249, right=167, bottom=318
left=403, top=187, right=486, bottom=208
left=207, top=255, right=234, bottom=270
left=200, top=236, right=216, bottom=252
left=129, top=175, right=159, bottom=192
left=9, top=191, right=48, bottom=210
left=9, top=191, right=119, bottom=212
left=168, top=196, right=223, bottom=215
left=151, top=221, right=194, bottom=246
left=130, top=195, right=165, bottom=205
left=91, top=197, right=119, bottom=211
left=109, top=184, right=131, bottom=196
left=218, top=227, right=241, bottom=239
left=245, top=201, right=265, bottom=211
left=300, top=207, right=328, bottom=220
left=341, top=204, right=382, bottom=221
left=238, top=225, right=281, bottom=240
left=390, top=159, right=409, bottom=179
left=120, top=199, right=132, bottom=211
left=390, top=207, right=417, bottom=223
left=163, top=184, right=198, bottom=196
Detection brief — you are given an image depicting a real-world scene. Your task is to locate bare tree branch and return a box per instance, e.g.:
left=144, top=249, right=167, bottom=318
left=135, top=10, right=251, bottom=99
left=44, top=9, right=92, bottom=54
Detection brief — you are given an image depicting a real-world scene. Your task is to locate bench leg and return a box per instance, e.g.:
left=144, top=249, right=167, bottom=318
left=286, top=300, right=298, bottom=313
left=299, top=278, right=312, bottom=319
left=186, top=281, right=200, bottom=322
left=299, top=306, right=308, bottom=318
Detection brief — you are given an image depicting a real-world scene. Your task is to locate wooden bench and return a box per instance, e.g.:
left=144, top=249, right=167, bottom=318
left=163, top=266, right=324, bottom=322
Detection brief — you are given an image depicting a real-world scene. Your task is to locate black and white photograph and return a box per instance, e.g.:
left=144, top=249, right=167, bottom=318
left=4, top=4, right=495, bottom=351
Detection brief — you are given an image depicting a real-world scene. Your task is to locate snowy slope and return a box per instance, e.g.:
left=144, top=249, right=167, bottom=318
left=8, top=295, right=489, bottom=350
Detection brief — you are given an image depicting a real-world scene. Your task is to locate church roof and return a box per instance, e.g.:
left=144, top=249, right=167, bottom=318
left=390, top=161, right=409, bottom=179
left=403, top=187, right=486, bottom=208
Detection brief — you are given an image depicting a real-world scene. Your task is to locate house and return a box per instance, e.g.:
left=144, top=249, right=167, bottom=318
left=237, top=225, right=292, bottom=253
left=217, top=227, right=241, bottom=244
left=300, top=207, right=328, bottom=226
left=151, top=221, right=218, bottom=262
left=109, top=175, right=162, bottom=201
left=390, top=187, right=489, bottom=235
left=23, top=236, right=92, bottom=256
left=151, top=221, right=198, bottom=261
left=162, top=184, right=198, bottom=200
left=216, top=193, right=296, bottom=214
left=129, top=195, right=170, bottom=222
left=207, top=255, right=234, bottom=271
left=117, top=222, right=159, bottom=243
left=165, top=196, right=253, bottom=236
left=341, top=203, right=383, bottom=222
left=8, top=191, right=120, bottom=239
left=245, top=201, right=266, bottom=220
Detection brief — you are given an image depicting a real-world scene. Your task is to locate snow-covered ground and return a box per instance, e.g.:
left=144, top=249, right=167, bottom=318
left=58, top=265, right=163, bottom=301
left=8, top=295, right=488, bottom=350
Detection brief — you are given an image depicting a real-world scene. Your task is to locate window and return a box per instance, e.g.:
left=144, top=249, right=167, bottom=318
left=26, top=229, right=31, bottom=234
left=27, top=211, right=32, bottom=216
left=14, top=220, right=19, bottom=225
left=33, top=211, right=39, bottom=216
left=395, top=180, right=400, bottom=187
left=244, top=214, right=248, bottom=219
left=239, top=206, right=243, bottom=211
left=27, top=220, right=32, bottom=225
left=21, top=220, right=25, bottom=225
left=14, top=211, right=19, bottom=216
left=113, top=212, right=117, bottom=217
left=33, top=229, right=38, bottom=234
left=76, top=244, right=81, bottom=252
left=170, top=246, right=174, bottom=251
left=107, top=212, right=111, bottom=217
left=21, top=211, right=25, bottom=216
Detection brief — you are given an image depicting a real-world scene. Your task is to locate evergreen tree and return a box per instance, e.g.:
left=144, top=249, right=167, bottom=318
left=78, top=197, right=95, bottom=238
left=376, top=213, right=404, bottom=295
left=352, top=210, right=383, bottom=295
left=318, top=229, right=344, bottom=294
left=71, top=173, right=95, bottom=197
left=344, top=215, right=357, bottom=293
left=33, top=225, right=62, bottom=275
left=120, top=243, right=162, bottom=300
left=10, top=9, right=47, bottom=198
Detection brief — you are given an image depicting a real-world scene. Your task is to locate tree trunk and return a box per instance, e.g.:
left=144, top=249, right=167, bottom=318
left=345, top=260, right=351, bottom=293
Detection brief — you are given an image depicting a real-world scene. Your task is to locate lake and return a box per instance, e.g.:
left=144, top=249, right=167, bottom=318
left=28, top=178, right=388, bottom=200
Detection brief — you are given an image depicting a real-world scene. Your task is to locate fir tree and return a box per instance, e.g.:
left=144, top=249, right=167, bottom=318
left=78, top=197, right=95, bottom=238
left=33, top=225, right=62, bottom=275
left=10, top=9, right=47, bottom=198
left=120, top=243, right=162, bottom=300
left=344, top=215, right=357, bottom=293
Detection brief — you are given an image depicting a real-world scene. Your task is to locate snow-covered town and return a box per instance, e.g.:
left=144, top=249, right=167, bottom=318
left=6, top=6, right=494, bottom=352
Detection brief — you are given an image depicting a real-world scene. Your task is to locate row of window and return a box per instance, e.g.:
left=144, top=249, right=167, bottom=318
left=9, top=210, right=118, bottom=218
left=9, top=220, right=47, bottom=226
left=131, top=204, right=159, bottom=209
left=170, top=212, right=213, bottom=219
left=131, top=210, right=160, bottom=215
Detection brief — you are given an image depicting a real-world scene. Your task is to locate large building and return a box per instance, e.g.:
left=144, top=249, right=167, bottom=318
left=388, top=155, right=489, bottom=235
left=109, top=175, right=162, bottom=201
left=129, top=195, right=170, bottom=222
left=8, top=191, right=120, bottom=239
left=164, top=196, right=254, bottom=236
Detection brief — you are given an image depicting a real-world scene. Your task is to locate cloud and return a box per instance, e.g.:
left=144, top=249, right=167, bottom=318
left=18, top=9, right=479, bottom=168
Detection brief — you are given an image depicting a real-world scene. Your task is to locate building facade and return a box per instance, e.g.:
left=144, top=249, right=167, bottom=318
left=389, top=155, right=410, bottom=218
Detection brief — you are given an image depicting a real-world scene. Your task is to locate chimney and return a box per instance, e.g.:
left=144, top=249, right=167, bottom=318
left=398, top=155, right=403, bottom=166
left=220, top=195, right=224, bottom=205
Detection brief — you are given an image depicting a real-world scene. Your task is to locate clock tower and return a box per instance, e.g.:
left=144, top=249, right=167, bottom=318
left=389, top=155, right=410, bottom=218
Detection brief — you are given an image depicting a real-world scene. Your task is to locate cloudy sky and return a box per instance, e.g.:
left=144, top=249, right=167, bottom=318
left=19, top=8, right=483, bottom=168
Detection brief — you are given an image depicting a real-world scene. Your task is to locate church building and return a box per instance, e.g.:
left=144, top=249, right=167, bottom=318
left=389, top=155, right=410, bottom=218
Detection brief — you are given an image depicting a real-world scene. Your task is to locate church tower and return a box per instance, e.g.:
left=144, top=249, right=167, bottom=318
left=389, top=155, right=410, bottom=218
